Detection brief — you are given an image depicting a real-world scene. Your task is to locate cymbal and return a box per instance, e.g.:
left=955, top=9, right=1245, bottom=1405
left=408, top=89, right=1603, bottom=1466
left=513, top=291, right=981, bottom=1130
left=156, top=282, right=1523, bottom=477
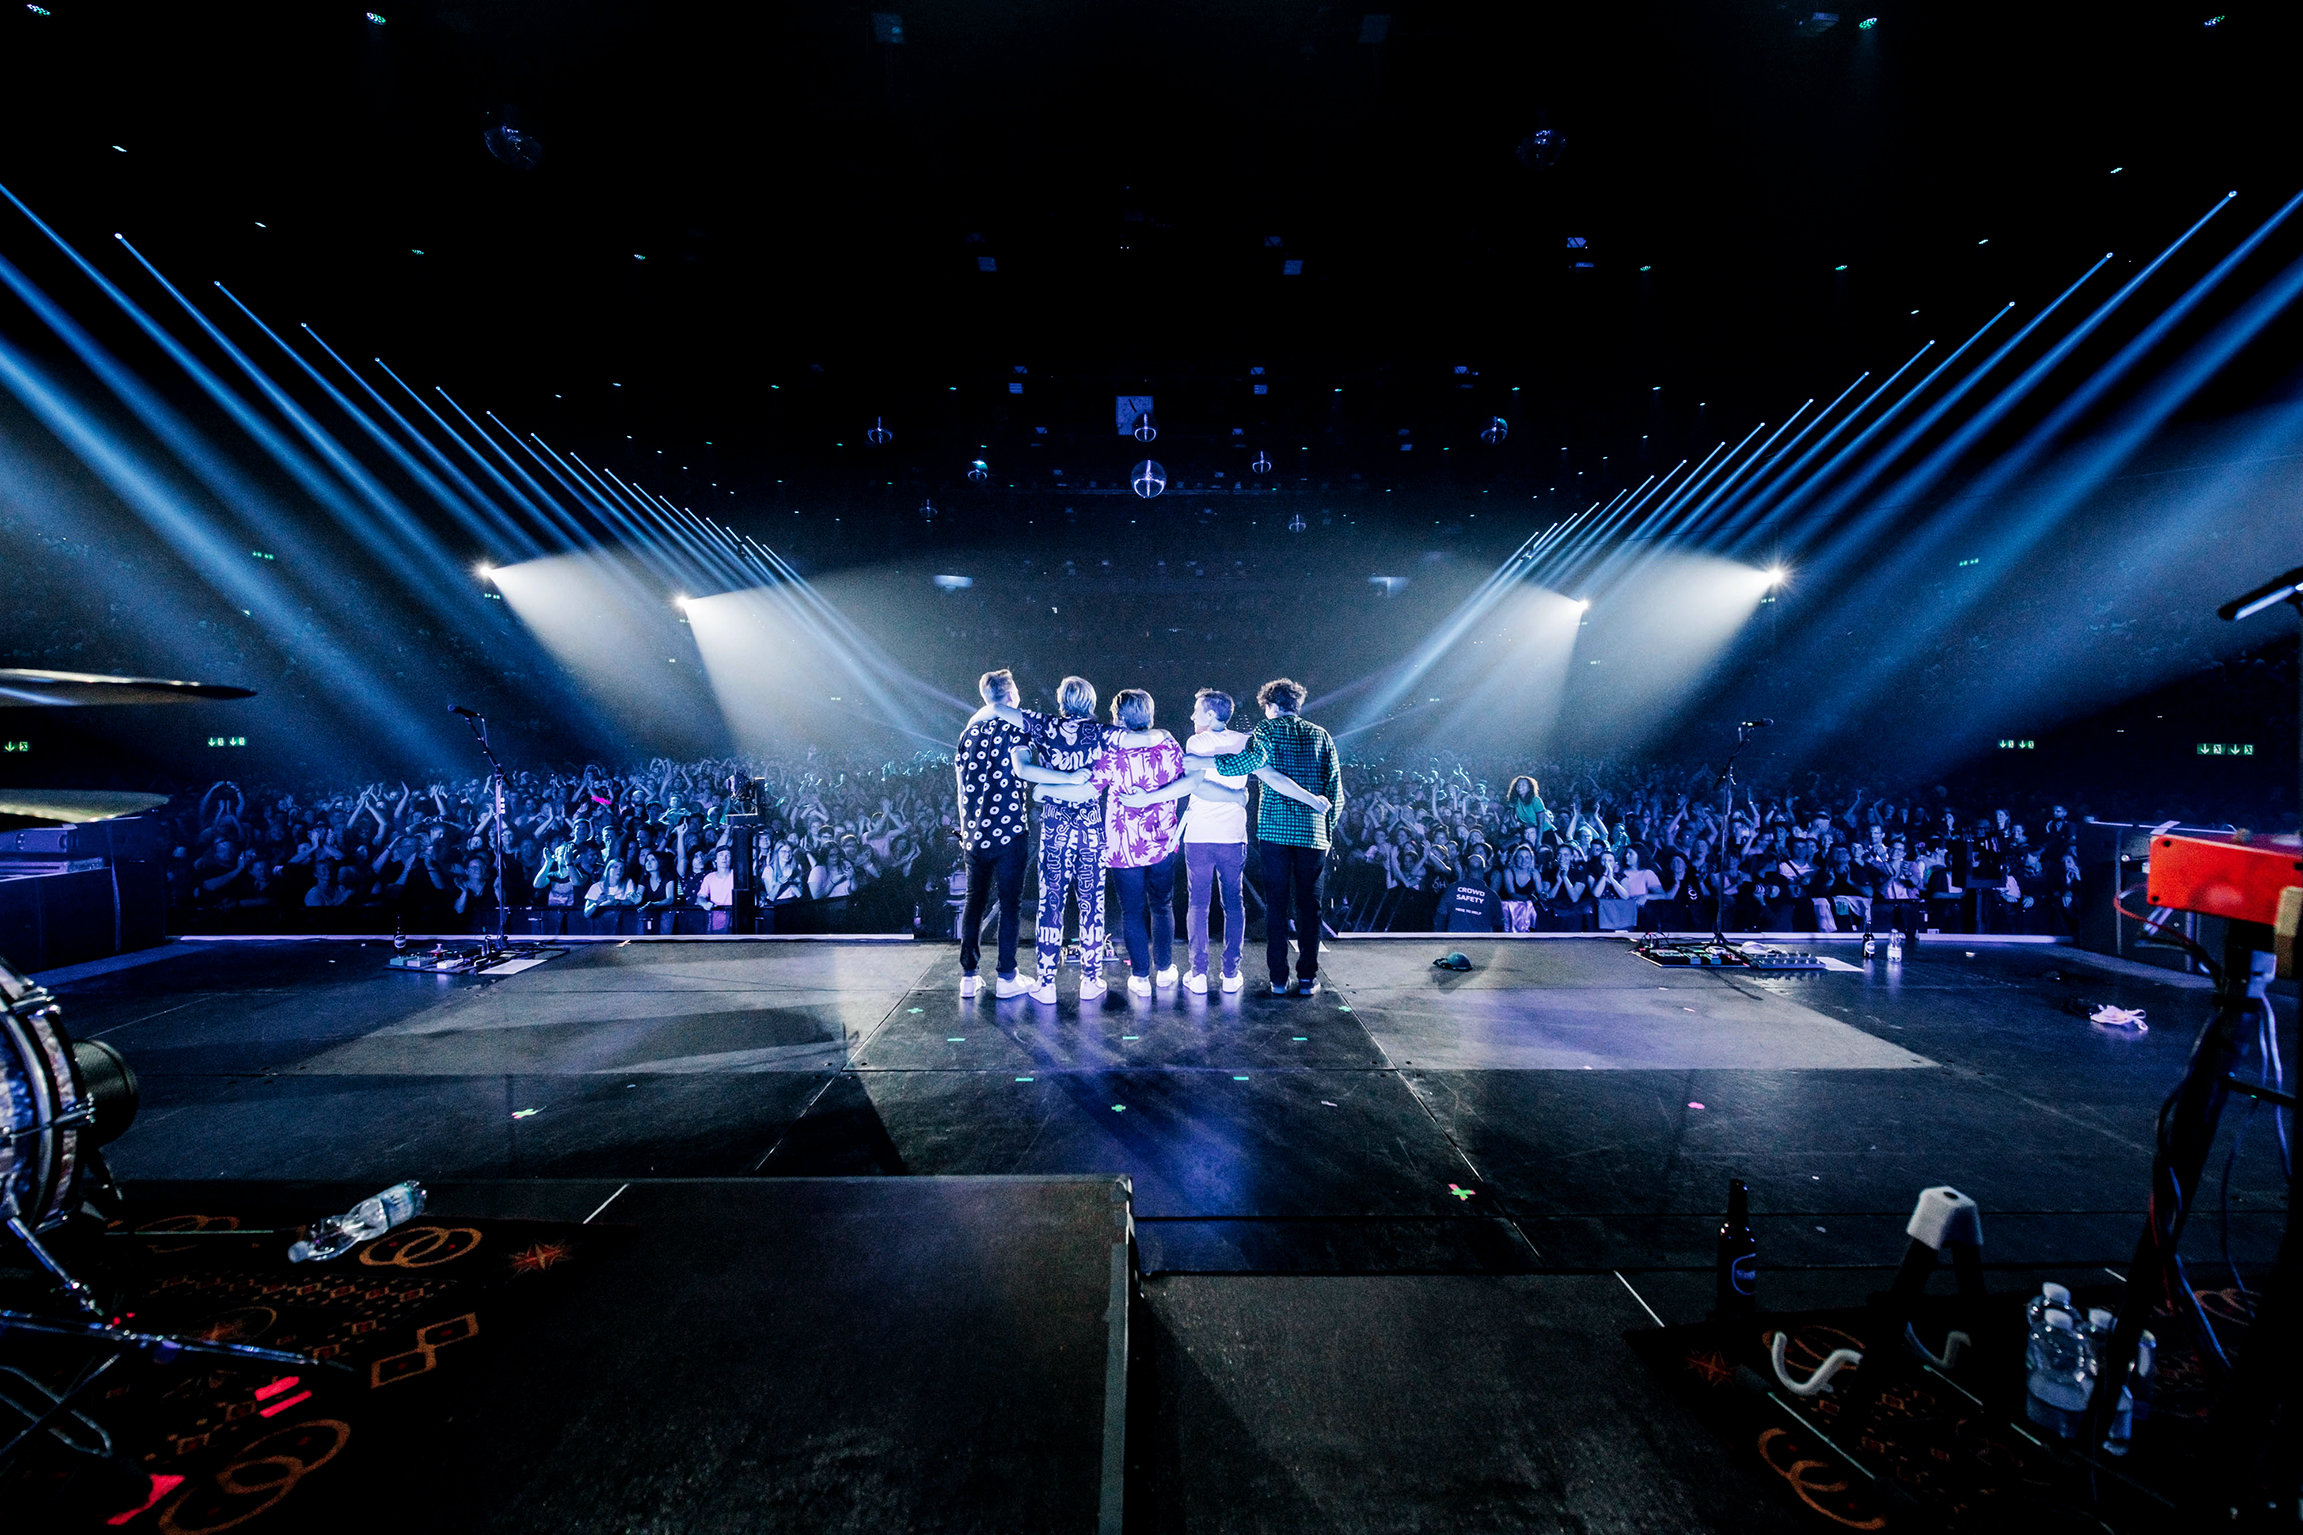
left=0, top=668, right=256, bottom=707
left=0, top=789, right=169, bottom=825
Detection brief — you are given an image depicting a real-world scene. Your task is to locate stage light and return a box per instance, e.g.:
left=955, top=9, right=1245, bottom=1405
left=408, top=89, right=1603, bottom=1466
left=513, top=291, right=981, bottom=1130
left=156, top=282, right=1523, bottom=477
left=475, top=562, right=495, bottom=581
left=1575, top=597, right=1592, bottom=612
left=366, top=10, right=386, bottom=22
left=967, top=459, right=989, bottom=481
left=1857, top=14, right=1877, bottom=27
left=1766, top=565, right=1789, bottom=586
left=673, top=594, right=692, bottom=612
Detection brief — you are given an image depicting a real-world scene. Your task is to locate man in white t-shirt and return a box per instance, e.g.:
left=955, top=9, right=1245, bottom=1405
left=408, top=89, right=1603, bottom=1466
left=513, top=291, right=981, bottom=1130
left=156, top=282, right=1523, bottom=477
left=1178, top=689, right=1252, bottom=992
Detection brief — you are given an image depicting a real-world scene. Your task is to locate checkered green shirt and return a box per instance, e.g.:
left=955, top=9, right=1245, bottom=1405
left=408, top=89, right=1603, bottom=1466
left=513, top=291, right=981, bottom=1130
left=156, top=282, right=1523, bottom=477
left=1213, top=713, right=1342, bottom=850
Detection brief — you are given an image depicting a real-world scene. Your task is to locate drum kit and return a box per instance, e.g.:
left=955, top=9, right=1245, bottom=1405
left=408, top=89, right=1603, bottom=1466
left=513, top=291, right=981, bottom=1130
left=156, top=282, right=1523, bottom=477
left=0, top=667, right=327, bottom=1493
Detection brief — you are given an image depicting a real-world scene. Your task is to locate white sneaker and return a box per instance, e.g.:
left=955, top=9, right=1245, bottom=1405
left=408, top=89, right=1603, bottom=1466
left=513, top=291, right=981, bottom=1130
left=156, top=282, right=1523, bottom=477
left=995, top=973, right=1028, bottom=999
left=1155, top=965, right=1179, bottom=988
left=1080, top=976, right=1106, bottom=999
left=1030, top=981, right=1059, bottom=1005
left=1221, top=971, right=1243, bottom=993
left=1185, top=970, right=1209, bottom=995
left=1127, top=975, right=1153, bottom=996
left=960, top=973, right=979, bottom=999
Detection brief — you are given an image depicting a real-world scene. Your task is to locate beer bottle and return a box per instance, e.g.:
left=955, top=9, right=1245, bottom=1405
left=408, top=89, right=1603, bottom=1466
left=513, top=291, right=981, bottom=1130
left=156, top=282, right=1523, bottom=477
left=1716, top=1176, right=1757, bottom=1318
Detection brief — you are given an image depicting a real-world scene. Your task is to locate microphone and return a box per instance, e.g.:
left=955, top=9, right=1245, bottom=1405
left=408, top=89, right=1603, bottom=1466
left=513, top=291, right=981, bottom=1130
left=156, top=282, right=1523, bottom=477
left=1740, top=718, right=1774, bottom=729
left=450, top=705, right=482, bottom=720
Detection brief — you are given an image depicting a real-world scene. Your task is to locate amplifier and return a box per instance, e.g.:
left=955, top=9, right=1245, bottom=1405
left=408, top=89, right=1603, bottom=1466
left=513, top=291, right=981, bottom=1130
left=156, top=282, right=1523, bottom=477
left=2145, top=831, right=2302, bottom=978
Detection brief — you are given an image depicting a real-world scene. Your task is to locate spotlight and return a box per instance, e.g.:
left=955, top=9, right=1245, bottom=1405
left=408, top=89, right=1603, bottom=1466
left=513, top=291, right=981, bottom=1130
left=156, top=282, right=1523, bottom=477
left=1765, top=565, right=1789, bottom=586
left=1575, top=597, right=1592, bottom=612
left=674, top=594, right=693, bottom=612
left=474, top=562, right=495, bottom=581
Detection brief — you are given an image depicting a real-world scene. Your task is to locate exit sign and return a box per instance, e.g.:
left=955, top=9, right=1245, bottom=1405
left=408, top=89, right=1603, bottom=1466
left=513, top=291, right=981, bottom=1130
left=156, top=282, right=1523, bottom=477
left=1997, top=738, right=2035, bottom=750
left=207, top=736, right=248, bottom=748
left=2, top=740, right=27, bottom=753
left=2195, top=742, right=2255, bottom=757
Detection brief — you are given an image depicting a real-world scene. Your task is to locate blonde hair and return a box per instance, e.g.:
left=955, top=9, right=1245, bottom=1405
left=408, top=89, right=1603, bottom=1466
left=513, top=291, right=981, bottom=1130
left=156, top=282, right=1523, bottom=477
left=1111, top=688, right=1154, bottom=731
left=1058, top=675, right=1097, bottom=718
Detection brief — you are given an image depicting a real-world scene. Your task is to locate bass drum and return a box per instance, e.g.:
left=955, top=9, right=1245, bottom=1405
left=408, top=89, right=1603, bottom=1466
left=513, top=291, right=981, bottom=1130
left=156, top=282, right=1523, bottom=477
left=0, top=956, right=137, bottom=1233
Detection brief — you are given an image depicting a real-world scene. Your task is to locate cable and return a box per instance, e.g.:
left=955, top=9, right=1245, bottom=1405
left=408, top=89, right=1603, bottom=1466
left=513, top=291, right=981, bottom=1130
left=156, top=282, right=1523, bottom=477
left=2113, top=883, right=2223, bottom=985
left=2216, top=1093, right=2259, bottom=1294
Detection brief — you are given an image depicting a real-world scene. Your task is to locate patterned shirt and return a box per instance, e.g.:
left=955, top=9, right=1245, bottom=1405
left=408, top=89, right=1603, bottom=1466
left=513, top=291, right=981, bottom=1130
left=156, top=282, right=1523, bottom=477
left=1212, top=713, right=1343, bottom=850
left=1090, top=732, right=1185, bottom=869
left=954, top=716, right=1034, bottom=853
left=1029, top=713, right=1109, bottom=776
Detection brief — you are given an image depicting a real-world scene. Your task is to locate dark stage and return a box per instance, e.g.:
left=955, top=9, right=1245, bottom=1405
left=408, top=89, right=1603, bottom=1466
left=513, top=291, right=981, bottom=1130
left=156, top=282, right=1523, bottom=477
left=33, top=933, right=2290, bottom=1531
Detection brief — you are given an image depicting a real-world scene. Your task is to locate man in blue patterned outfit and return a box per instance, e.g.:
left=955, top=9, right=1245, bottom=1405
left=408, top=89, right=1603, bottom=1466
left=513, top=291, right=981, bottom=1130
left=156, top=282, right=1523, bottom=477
left=953, top=668, right=1036, bottom=998
left=1003, top=676, right=1111, bottom=1004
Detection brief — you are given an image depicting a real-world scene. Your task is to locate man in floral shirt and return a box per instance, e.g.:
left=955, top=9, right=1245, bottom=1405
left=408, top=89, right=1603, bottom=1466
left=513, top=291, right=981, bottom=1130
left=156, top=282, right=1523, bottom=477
left=953, top=668, right=1035, bottom=998
left=1090, top=689, right=1186, bottom=993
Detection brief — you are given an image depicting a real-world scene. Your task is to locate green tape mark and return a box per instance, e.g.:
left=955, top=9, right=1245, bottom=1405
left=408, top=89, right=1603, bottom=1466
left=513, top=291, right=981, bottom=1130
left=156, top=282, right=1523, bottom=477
left=1111, top=1104, right=1126, bottom=1112
left=1016, top=1075, right=1035, bottom=1082
left=1292, top=1036, right=1308, bottom=1042
left=947, top=1036, right=966, bottom=1042
left=1121, top=1035, right=1140, bottom=1040
left=907, top=1007, right=923, bottom=1014
left=1233, top=1075, right=1250, bottom=1081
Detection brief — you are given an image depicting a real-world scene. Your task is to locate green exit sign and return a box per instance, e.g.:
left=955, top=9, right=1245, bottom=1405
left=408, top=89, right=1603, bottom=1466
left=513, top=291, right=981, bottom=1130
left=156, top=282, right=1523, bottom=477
left=2, top=740, right=27, bottom=753
left=1997, top=738, right=2035, bottom=750
left=2195, top=742, right=2255, bottom=757
left=207, top=736, right=248, bottom=748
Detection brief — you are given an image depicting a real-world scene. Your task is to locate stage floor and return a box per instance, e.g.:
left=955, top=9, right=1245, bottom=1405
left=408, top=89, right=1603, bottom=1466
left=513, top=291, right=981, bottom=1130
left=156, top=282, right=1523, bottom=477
left=47, top=935, right=2294, bottom=1532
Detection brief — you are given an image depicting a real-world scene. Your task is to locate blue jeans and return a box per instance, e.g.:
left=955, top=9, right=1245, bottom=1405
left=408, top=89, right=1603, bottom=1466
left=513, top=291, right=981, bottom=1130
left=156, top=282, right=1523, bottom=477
left=1110, top=858, right=1175, bottom=979
left=960, top=837, right=1028, bottom=977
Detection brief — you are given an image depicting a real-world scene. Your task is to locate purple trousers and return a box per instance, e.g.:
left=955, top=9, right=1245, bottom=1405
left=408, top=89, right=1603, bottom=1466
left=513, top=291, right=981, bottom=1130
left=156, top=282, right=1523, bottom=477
left=1185, top=841, right=1246, bottom=978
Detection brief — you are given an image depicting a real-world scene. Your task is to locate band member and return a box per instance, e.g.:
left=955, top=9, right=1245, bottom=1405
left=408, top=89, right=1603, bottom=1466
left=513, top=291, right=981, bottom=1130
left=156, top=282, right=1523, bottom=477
left=954, top=669, right=1036, bottom=998
left=1208, top=679, right=1342, bottom=995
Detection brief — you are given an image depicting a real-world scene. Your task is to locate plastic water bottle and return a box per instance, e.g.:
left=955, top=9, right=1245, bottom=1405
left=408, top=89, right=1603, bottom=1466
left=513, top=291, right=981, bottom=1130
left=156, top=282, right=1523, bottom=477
left=2104, top=1330, right=2155, bottom=1454
left=1885, top=932, right=1903, bottom=964
left=289, top=1181, right=426, bottom=1263
left=2024, top=1282, right=2074, bottom=1366
left=2025, top=1307, right=2090, bottom=1437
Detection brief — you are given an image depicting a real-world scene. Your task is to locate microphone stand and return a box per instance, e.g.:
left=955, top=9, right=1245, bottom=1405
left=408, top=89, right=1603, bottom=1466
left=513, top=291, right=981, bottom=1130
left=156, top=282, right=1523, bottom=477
left=457, top=710, right=510, bottom=948
left=1711, top=720, right=1765, bottom=946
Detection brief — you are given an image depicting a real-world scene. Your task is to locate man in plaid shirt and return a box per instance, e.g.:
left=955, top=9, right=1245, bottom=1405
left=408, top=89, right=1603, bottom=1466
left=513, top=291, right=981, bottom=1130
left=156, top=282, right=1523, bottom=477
left=1206, top=678, right=1342, bottom=996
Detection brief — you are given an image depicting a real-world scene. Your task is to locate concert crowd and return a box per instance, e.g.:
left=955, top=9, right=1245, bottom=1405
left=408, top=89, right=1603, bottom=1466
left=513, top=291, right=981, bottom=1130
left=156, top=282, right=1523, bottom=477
left=165, top=742, right=2094, bottom=940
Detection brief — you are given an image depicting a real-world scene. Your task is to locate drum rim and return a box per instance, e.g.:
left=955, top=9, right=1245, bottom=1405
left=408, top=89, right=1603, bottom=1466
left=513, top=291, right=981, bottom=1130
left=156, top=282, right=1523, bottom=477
left=1, top=962, right=87, bottom=1230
